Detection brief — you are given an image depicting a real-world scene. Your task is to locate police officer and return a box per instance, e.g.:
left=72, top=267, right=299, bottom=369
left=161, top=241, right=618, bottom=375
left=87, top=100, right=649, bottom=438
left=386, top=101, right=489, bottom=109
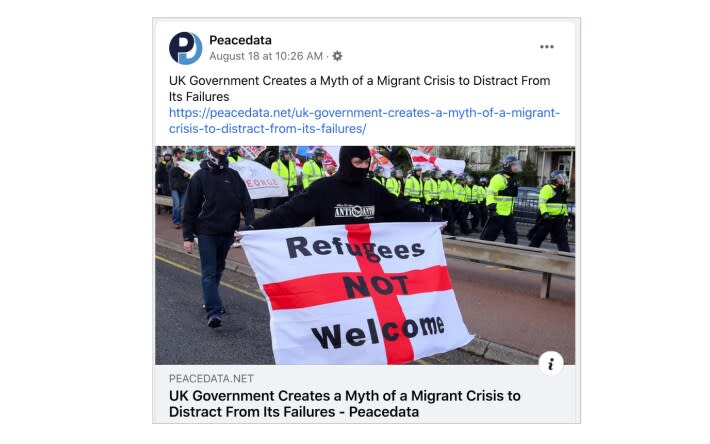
left=372, top=166, right=387, bottom=186
left=404, top=165, right=424, bottom=212
left=227, top=146, right=242, bottom=164
left=250, top=146, right=429, bottom=229
left=423, top=170, right=441, bottom=221
left=477, top=177, right=489, bottom=229
left=480, top=156, right=521, bottom=244
left=453, top=175, right=472, bottom=235
left=386, top=168, right=403, bottom=197
left=439, top=170, right=456, bottom=235
left=528, top=170, right=571, bottom=252
left=270, top=146, right=297, bottom=208
left=465, top=175, right=480, bottom=233
left=302, top=147, right=326, bottom=189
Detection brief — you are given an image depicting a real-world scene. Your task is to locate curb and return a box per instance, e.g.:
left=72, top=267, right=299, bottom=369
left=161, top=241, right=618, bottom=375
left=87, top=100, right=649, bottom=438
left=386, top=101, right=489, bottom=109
left=460, top=338, right=539, bottom=365
left=156, top=238, right=541, bottom=365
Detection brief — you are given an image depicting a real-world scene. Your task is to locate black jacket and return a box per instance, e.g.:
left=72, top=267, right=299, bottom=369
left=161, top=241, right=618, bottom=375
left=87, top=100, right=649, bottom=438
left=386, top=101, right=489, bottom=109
left=169, top=163, right=190, bottom=193
left=253, top=175, right=429, bottom=229
left=155, top=160, right=171, bottom=185
left=182, top=161, right=255, bottom=241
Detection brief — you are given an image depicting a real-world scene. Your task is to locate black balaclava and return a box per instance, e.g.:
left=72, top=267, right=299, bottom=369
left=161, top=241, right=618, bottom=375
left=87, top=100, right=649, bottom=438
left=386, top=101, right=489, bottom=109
left=203, top=146, right=229, bottom=170
left=335, top=146, right=370, bottom=184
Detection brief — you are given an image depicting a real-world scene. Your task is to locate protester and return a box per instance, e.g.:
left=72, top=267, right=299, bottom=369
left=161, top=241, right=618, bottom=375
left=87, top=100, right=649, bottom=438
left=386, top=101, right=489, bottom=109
left=182, top=146, right=255, bottom=328
left=168, top=148, right=190, bottom=229
left=250, top=146, right=431, bottom=230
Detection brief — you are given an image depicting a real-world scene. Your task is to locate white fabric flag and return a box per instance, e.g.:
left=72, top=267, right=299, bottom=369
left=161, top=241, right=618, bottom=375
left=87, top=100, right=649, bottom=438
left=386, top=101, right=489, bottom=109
left=240, top=222, right=475, bottom=365
left=178, top=160, right=288, bottom=199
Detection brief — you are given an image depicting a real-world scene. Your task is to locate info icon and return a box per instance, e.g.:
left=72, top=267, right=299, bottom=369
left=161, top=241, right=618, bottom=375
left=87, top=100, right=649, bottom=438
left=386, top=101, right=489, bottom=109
left=538, top=351, right=564, bottom=376
left=169, top=32, right=202, bottom=65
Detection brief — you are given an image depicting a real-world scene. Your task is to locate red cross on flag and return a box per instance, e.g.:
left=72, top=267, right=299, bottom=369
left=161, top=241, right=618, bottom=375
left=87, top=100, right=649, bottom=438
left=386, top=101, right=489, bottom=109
left=240, top=222, right=475, bottom=364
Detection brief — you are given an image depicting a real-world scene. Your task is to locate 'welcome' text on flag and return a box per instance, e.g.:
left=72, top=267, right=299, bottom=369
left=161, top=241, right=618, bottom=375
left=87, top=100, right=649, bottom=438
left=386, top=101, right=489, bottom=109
left=240, top=222, right=475, bottom=364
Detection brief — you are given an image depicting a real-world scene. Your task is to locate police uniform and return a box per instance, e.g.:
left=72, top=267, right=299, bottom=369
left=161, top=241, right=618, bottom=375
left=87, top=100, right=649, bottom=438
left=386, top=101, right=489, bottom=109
left=480, top=172, right=519, bottom=244
left=302, top=158, right=325, bottom=189
left=270, top=157, right=297, bottom=208
left=528, top=183, right=570, bottom=252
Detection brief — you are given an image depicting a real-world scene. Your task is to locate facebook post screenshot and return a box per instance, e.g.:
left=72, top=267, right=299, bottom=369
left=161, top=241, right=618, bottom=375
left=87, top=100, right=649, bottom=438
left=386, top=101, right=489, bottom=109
left=153, top=18, right=580, bottom=423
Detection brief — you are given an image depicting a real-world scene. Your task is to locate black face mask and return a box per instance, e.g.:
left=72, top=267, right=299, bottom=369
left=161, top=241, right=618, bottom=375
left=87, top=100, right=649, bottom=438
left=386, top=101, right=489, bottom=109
left=205, top=148, right=229, bottom=170
left=335, top=146, right=370, bottom=184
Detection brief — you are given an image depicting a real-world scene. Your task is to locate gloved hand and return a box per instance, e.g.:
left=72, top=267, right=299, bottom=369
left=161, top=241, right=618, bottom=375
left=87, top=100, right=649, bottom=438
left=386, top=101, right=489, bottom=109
left=542, top=212, right=551, bottom=221
left=487, top=204, right=497, bottom=217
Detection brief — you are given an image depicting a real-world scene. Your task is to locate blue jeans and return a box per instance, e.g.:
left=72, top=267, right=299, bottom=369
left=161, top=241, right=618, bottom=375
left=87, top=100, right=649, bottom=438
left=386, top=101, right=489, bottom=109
left=171, top=190, right=186, bottom=225
left=197, top=234, right=235, bottom=319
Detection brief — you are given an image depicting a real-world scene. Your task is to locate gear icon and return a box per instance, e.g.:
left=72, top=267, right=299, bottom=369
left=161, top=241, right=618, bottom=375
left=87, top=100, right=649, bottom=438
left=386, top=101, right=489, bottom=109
left=332, top=51, right=342, bottom=61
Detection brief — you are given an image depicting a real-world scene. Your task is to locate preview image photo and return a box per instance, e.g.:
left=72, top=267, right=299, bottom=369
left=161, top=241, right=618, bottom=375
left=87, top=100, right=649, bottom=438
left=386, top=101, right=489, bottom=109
left=154, top=145, right=576, bottom=365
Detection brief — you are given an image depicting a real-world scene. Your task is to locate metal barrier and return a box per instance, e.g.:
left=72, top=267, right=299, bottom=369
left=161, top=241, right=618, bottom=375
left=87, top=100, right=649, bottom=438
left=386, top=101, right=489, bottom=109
left=156, top=195, right=575, bottom=298
left=442, top=236, right=575, bottom=299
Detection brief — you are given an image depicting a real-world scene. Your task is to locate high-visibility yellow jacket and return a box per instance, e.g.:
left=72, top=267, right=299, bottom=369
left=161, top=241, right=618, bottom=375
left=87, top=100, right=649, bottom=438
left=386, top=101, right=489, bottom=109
left=475, top=185, right=486, bottom=203
left=423, top=178, right=439, bottom=204
left=438, top=179, right=455, bottom=200
left=386, top=177, right=401, bottom=197
left=539, top=184, right=569, bottom=216
left=404, top=176, right=423, bottom=203
left=464, top=184, right=477, bottom=204
left=228, top=155, right=242, bottom=164
left=372, top=176, right=387, bottom=187
left=271, top=159, right=297, bottom=191
left=486, top=173, right=518, bottom=216
left=301, top=159, right=325, bottom=189
left=453, top=183, right=466, bottom=202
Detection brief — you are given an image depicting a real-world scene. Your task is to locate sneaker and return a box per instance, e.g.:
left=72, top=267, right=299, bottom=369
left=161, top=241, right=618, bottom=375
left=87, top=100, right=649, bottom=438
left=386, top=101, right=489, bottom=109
left=232, top=241, right=241, bottom=248
left=207, top=316, right=222, bottom=328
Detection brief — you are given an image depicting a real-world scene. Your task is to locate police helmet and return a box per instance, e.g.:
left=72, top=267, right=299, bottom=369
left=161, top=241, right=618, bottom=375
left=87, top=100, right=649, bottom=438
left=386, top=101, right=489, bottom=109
left=279, top=146, right=291, bottom=154
left=422, top=170, right=431, bottom=179
left=374, top=166, right=384, bottom=175
left=394, top=168, right=404, bottom=178
left=185, top=148, right=194, bottom=155
left=456, top=174, right=466, bottom=181
left=433, top=168, right=442, bottom=179
left=312, top=147, right=325, bottom=157
left=466, top=175, right=474, bottom=184
left=549, top=170, right=569, bottom=185
left=412, top=165, right=423, bottom=172
left=444, top=170, right=454, bottom=178
left=479, top=177, right=488, bottom=186
left=502, top=155, right=522, bottom=173
left=162, top=149, right=173, bottom=157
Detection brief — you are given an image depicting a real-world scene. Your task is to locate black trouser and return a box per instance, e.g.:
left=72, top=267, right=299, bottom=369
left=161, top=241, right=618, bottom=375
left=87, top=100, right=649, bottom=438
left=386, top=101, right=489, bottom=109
left=529, top=217, right=570, bottom=252
left=426, top=204, right=442, bottom=221
left=477, top=202, right=488, bottom=228
left=467, top=203, right=480, bottom=230
left=480, top=215, right=518, bottom=244
left=454, top=202, right=471, bottom=234
left=441, top=200, right=455, bottom=233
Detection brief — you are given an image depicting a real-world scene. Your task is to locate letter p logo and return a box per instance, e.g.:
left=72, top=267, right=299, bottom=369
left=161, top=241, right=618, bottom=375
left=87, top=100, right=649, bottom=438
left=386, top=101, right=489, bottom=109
left=169, top=32, right=202, bottom=65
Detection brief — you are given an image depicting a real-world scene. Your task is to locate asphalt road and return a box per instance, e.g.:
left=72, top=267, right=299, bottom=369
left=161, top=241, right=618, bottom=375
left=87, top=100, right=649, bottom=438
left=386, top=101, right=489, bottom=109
left=155, top=245, right=497, bottom=365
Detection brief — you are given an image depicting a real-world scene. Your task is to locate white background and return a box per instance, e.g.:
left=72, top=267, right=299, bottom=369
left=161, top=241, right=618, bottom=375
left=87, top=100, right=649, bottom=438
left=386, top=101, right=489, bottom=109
left=1, top=0, right=708, bottom=443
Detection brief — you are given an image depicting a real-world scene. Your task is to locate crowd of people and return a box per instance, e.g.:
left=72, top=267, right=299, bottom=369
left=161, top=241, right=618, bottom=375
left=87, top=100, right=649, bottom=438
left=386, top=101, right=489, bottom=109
left=156, top=146, right=572, bottom=328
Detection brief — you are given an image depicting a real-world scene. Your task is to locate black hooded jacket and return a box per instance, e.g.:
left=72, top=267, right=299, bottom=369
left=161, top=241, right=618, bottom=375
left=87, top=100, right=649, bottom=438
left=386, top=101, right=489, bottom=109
left=253, top=146, right=429, bottom=229
left=182, top=160, right=255, bottom=241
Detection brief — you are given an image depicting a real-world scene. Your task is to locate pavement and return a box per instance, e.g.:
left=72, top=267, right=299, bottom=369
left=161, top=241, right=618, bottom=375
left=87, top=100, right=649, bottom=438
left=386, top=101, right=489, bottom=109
left=155, top=211, right=575, bottom=365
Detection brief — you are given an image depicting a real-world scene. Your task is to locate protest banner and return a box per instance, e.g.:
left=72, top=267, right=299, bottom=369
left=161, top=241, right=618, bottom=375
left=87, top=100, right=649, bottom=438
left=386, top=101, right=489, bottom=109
left=240, top=222, right=475, bottom=364
left=178, top=159, right=287, bottom=199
